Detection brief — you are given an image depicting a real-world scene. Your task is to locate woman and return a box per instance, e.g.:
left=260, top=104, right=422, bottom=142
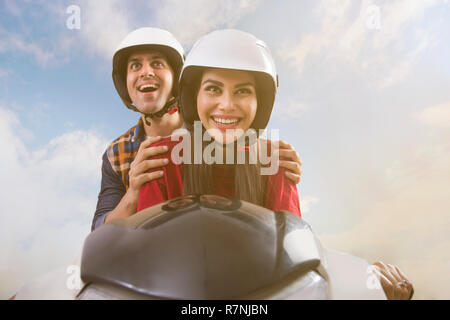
left=137, top=29, right=300, bottom=216
left=135, top=30, right=414, bottom=300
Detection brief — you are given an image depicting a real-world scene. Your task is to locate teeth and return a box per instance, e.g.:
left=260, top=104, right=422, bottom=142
left=139, top=84, right=158, bottom=91
left=213, top=117, right=239, bottom=125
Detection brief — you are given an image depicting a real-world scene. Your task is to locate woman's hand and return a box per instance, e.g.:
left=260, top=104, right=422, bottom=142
left=372, top=261, right=414, bottom=300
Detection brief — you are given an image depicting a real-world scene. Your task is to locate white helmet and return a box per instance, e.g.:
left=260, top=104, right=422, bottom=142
left=179, top=29, right=278, bottom=130
left=112, top=27, right=185, bottom=111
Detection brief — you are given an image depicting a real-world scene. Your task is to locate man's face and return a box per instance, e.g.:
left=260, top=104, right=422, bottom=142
left=126, top=50, right=174, bottom=114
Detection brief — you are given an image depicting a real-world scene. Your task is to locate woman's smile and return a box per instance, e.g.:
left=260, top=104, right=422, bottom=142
left=211, top=114, right=242, bottom=129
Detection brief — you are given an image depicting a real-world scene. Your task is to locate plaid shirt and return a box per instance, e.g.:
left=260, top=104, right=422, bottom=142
left=106, top=117, right=146, bottom=190
left=92, top=118, right=146, bottom=230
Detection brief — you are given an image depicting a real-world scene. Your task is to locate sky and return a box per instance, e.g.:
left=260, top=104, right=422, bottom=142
left=1, top=0, right=449, bottom=299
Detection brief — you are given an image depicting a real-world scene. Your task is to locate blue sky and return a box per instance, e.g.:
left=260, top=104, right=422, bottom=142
left=1, top=0, right=449, bottom=299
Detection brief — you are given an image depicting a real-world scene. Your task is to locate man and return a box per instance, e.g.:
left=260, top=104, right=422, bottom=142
left=92, top=27, right=303, bottom=230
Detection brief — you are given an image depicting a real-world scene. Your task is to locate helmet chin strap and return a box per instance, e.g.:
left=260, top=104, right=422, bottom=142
left=138, top=97, right=179, bottom=127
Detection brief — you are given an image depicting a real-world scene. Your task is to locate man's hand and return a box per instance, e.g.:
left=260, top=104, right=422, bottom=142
left=105, top=136, right=169, bottom=223
left=127, top=136, right=169, bottom=196
left=278, top=140, right=302, bottom=184
left=265, top=139, right=302, bottom=184
left=372, top=261, right=414, bottom=300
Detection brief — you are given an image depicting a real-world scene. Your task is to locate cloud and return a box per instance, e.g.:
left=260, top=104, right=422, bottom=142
left=71, top=0, right=263, bottom=54
left=272, top=100, right=310, bottom=121
left=0, top=106, right=109, bottom=299
left=318, top=135, right=450, bottom=299
left=0, top=1, right=131, bottom=66
left=77, top=0, right=132, bottom=59
left=2, top=0, right=263, bottom=65
left=0, top=3, right=81, bottom=67
left=154, top=0, right=263, bottom=46
left=279, top=0, right=440, bottom=88
left=2, top=0, right=22, bottom=17
left=0, top=30, right=55, bottom=66
left=300, top=195, right=320, bottom=215
left=414, top=101, right=450, bottom=129
left=0, top=68, right=9, bottom=79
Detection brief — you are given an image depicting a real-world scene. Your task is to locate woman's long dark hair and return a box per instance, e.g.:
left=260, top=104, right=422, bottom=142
left=183, top=69, right=267, bottom=206
left=183, top=133, right=267, bottom=206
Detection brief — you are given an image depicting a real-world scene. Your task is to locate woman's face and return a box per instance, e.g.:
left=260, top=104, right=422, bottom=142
left=197, top=68, right=257, bottom=144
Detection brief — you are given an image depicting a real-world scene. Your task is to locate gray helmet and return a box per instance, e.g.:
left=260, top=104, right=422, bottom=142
left=179, top=29, right=278, bottom=131
left=112, top=27, right=185, bottom=111
left=79, top=195, right=327, bottom=300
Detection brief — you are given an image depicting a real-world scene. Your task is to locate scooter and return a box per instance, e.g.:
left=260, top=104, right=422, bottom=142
left=14, top=195, right=386, bottom=300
